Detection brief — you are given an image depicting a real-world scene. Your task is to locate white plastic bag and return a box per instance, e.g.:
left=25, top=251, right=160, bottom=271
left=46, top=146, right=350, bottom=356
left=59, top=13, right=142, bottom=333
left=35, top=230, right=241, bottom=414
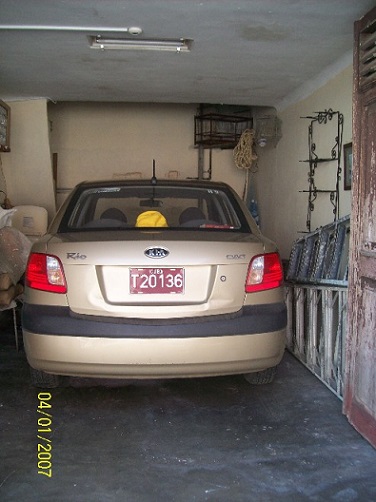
left=0, top=207, right=17, bottom=228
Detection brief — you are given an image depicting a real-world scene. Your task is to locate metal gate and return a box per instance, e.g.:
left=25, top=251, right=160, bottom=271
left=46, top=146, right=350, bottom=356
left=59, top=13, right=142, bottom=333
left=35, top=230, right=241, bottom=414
left=286, top=285, right=347, bottom=398
left=285, top=216, right=350, bottom=399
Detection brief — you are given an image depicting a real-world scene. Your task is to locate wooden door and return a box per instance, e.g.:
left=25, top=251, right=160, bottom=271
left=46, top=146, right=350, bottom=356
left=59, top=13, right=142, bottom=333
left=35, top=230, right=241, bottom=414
left=344, top=6, right=376, bottom=447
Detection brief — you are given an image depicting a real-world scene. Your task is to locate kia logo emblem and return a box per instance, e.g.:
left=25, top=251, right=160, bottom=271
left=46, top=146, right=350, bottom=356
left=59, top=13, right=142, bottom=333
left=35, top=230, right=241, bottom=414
left=144, top=247, right=169, bottom=259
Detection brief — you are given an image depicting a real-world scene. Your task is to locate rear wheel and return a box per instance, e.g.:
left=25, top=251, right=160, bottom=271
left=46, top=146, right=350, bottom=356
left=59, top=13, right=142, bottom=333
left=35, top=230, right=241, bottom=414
left=30, top=367, right=62, bottom=388
left=244, top=365, right=277, bottom=385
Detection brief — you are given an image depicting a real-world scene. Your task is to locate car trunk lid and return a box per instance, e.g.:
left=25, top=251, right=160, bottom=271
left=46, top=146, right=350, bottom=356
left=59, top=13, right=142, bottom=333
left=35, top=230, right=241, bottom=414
left=46, top=231, right=265, bottom=319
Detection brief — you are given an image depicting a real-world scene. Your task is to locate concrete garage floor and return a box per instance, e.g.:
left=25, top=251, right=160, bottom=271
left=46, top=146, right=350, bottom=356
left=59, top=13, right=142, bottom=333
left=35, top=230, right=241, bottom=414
left=1, top=310, right=376, bottom=502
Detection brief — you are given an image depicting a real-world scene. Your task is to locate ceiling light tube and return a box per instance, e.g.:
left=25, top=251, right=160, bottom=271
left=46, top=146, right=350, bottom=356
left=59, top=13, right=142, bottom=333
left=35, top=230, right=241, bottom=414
left=89, top=36, right=192, bottom=52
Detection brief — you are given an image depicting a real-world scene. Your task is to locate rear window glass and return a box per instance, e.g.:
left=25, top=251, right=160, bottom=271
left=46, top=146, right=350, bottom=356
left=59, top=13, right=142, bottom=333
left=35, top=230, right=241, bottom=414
left=60, top=185, right=250, bottom=232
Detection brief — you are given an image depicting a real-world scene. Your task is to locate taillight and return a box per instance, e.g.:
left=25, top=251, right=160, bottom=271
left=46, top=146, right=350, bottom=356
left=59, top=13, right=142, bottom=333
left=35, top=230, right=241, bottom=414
left=245, top=252, right=283, bottom=293
left=26, top=253, right=67, bottom=294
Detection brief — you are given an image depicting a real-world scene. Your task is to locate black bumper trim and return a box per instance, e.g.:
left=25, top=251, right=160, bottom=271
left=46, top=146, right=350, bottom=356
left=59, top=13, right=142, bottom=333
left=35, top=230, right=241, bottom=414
left=22, top=303, right=287, bottom=339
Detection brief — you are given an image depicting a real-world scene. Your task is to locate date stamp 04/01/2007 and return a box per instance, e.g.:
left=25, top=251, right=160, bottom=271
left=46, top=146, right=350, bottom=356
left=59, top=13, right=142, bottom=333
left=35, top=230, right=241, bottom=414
left=37, top=392, right=53, bottom=478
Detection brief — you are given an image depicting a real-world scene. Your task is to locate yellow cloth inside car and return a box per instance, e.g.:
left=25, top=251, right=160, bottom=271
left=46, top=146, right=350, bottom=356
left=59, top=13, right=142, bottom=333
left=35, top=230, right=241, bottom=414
left=136, top=211, right=168, bottom=227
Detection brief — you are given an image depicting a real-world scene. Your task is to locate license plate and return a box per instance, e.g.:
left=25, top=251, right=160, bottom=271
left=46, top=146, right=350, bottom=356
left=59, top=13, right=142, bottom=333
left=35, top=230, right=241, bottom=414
left=130, top=268, right=184, bottom=294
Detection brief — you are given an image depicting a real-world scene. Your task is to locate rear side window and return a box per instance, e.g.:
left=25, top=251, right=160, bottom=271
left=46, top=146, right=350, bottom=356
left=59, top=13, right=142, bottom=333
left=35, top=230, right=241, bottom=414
left=59, top=185, right=250, bottom=232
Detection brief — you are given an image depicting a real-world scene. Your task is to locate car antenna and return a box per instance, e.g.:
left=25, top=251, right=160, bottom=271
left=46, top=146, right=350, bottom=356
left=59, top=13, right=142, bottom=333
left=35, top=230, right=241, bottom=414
left=151, top=159, right=157, bottom=185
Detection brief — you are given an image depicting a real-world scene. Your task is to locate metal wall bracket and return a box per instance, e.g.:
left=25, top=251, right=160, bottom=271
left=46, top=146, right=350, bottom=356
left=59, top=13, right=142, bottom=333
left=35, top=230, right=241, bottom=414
left=299, top=109, right=344, bottom=232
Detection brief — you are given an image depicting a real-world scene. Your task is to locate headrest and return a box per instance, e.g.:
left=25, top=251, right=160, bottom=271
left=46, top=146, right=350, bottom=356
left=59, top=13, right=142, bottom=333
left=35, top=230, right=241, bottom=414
left=100, top=208, right=127, bottom=222
left=179, top=207, right=205, bottom=224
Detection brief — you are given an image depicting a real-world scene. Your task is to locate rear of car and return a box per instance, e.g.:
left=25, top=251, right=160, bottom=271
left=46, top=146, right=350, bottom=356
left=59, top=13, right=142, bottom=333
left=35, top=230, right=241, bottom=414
left=22, top=179, right=286, bottom=386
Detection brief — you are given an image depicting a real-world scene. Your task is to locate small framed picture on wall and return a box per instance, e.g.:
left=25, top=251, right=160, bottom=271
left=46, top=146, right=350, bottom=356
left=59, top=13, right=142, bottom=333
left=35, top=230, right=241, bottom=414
left=344, top=142, right=352, bottom=191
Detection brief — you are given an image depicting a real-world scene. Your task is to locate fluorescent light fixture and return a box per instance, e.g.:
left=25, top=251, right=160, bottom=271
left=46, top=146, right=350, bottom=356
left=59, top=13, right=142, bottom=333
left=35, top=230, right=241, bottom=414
left=89, top=36, right=192, bottom=52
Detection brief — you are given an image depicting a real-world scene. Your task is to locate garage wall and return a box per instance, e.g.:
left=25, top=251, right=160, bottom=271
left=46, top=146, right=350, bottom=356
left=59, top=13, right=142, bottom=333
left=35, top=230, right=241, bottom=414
left=0, top=99, right=56, bottom=219
left=48, top=102, right=247, bottom=208
left=1, top=66, right=352, bottom=248
left=255, top=65, right=353, bottom=260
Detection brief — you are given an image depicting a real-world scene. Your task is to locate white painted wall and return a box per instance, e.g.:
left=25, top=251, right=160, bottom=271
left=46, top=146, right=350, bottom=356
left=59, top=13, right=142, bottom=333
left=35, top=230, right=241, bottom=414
left=0, top=99, right=56, bottom=219
left=255, top=65, right=353, bottom=259
left=48, top=102, right=247, bottom=208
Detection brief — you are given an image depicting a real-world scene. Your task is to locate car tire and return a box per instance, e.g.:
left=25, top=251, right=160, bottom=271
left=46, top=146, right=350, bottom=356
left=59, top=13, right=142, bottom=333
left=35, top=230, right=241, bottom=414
left=244, top=365, right=277, bottom=385
left=30, top=367, right=62, bottom=388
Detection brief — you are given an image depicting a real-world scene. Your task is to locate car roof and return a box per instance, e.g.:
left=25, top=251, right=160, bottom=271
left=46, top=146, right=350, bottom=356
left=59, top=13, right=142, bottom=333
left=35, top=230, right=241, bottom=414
left=74, top=179, right=233, bottom=191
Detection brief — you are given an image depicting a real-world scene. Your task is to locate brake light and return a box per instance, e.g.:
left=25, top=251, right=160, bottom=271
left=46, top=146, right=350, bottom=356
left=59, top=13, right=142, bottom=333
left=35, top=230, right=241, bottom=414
left=245, top=252, right=283, bottom=293
left=26, top=253, right=67, bottom=293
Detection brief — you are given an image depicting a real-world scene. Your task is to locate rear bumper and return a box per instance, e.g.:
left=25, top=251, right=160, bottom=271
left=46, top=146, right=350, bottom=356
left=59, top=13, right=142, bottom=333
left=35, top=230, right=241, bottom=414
left=22, top=303, right=287, bottom=379
left=22, top=303, right=286, bottom=338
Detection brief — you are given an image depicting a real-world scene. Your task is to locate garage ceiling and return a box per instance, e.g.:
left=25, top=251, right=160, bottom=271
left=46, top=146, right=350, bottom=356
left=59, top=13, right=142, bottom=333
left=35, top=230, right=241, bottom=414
left=0, top=0, right=374, bottom=108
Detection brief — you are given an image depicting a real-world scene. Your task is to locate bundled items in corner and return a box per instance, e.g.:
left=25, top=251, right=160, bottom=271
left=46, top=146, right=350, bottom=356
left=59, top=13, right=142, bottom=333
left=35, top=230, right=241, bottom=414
left=0, top=208, right=32, bottom=308
left=0, top=271, right=24, bottom=308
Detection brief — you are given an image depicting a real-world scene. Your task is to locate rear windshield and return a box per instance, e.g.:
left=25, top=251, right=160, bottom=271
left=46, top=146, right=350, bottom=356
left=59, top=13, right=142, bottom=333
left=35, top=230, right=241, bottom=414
left=59, top=185, right=250, bottom=232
